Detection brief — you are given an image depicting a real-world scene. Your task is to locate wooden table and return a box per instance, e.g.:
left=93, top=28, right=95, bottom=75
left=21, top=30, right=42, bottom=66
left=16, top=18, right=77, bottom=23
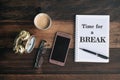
left=0, top=0, right=120, bottom=80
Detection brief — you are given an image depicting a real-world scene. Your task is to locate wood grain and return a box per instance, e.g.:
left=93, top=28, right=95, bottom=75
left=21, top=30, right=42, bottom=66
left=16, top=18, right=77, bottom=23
left=0, top=21, right=120, bottom=48
left=0, top=48, right=120, bottom=74
left=1, top=0, right=120, bottom=21
left=0, top=74, right=120, bottom=80
left=1, top=0, right=120, bottom=80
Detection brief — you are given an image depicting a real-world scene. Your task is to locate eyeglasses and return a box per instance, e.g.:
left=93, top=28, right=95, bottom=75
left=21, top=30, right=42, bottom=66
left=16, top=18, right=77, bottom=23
left=34, top=40, right=49, bottom=69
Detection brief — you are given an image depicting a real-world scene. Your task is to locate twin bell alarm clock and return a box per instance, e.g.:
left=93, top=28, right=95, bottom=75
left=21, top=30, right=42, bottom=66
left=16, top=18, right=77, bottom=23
left=13, top=30, right=36, bottom=54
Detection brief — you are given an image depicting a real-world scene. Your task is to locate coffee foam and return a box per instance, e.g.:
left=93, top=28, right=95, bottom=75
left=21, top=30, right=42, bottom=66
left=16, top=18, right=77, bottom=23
left=34, top=13, right=51, bottom=30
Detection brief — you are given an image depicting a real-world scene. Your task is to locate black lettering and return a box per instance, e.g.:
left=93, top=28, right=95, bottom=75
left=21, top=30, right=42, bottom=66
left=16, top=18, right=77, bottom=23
left=97, top=37, right=100, bottom=42
left=91, top=37, right=96, bottom=43
left=80, top=36, right=106, bottom=43
left=101, top=37, right=106, bottom=42
left=86, top=37, right=90, bottom=42
left=80, top=37, right=85, bottom=42
left=82, top=24, right=86, bottom=28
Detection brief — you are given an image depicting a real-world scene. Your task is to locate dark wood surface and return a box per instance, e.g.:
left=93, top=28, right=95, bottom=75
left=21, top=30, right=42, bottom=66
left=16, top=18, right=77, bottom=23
left=0, top=0, right=120, bottom=80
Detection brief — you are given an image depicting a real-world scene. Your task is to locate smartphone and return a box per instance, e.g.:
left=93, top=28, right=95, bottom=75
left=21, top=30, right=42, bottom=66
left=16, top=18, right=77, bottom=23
left=49, top=32, right=71, bottom=66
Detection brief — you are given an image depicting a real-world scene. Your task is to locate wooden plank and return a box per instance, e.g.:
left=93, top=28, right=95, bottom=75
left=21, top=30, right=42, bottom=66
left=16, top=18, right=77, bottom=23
left=0, top=0, right=120, bottom=21
left=0, top=21, right=120, bottom=48
left=0, top=74, right=120, bottom=80
left=0, top=48, right=120, bottom=74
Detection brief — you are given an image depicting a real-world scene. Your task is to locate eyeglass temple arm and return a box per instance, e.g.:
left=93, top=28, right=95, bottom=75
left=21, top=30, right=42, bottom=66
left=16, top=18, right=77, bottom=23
left=34, top=40, right=47, bottom=69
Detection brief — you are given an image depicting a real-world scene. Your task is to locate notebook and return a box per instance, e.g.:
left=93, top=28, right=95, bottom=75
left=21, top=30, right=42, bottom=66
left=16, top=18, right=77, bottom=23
left=75, top=15, right=110, bottom=63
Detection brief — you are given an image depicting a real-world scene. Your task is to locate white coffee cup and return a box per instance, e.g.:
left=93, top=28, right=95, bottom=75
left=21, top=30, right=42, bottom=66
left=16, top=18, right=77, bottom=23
left=34, top=13, right=52, bottom=30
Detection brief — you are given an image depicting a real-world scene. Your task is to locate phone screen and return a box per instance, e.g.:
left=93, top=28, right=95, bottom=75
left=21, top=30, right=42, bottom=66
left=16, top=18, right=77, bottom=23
left=51, top=35, right=70, bottom=62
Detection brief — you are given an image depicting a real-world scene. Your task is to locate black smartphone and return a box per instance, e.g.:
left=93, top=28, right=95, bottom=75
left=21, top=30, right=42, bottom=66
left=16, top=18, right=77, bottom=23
left=49, top=32, right=71, bottom=66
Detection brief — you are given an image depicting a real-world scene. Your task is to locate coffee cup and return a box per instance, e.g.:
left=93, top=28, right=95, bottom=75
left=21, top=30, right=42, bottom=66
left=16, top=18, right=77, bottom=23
left=34, top=13, right=52, bottom=30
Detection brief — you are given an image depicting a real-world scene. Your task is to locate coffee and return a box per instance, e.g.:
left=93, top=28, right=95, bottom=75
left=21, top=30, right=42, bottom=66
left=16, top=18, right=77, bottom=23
left=34, top=13, right=52, bottom=30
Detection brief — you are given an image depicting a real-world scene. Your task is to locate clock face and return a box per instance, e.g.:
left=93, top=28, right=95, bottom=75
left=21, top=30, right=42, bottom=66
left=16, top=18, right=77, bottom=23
left=25, top=35, right=36, bottom=53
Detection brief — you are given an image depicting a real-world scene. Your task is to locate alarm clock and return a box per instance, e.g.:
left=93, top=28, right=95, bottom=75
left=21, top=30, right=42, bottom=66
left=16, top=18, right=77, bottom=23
left=25, top=35, right=36, bottom=53
left=13, top=30, right=36, bottom=54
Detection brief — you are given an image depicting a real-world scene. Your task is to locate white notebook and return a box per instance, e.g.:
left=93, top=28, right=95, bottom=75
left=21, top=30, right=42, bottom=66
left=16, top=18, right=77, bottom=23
left=75, top=15, right=110, bottom=63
